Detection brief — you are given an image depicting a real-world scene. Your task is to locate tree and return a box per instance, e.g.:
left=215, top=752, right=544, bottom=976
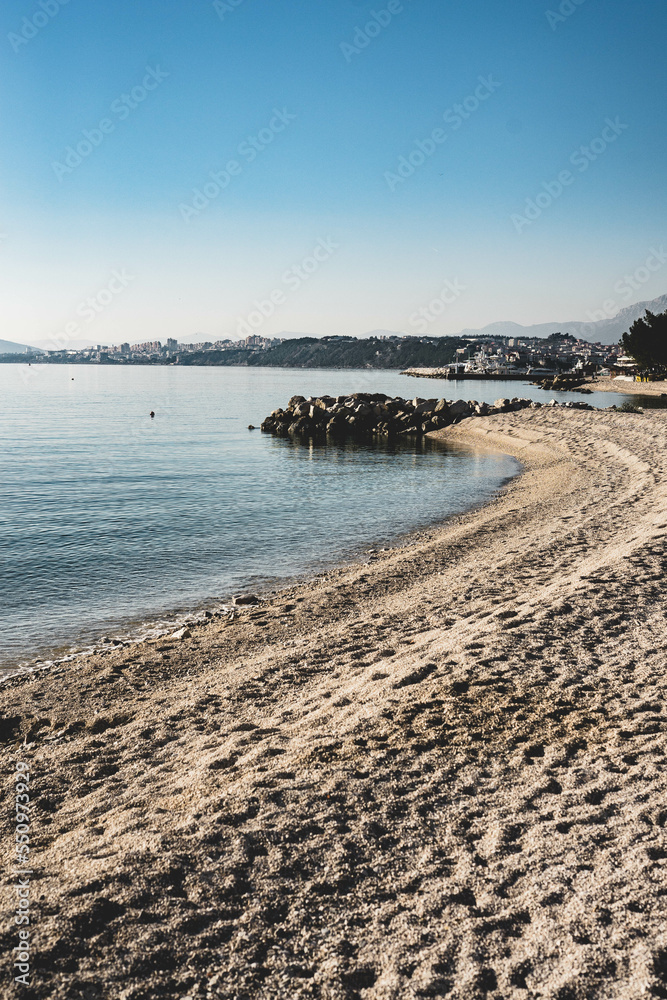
left=547, top=331, right=575, bottom=342
left=621, top=309, right=667, bottom=371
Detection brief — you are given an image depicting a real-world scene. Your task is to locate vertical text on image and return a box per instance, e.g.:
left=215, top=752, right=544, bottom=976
left=13, top=761, right=32, bottom=987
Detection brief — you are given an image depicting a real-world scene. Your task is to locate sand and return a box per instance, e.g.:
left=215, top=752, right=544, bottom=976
left=1, top=407, right=667, bottom=1000
left=578, top=375, right=667, bottom=397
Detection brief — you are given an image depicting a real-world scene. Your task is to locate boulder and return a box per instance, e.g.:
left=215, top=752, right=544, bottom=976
left=169, top=627, right=191, bottom=640
left=414, top=399, right=438, bottom=416
left=430, top=414, right=451, bottom=429
left=288, top=395, right=306, bottom=408
left=233, top=594, right=260, bottom=606
left=449, top=399, right=470, bottom=418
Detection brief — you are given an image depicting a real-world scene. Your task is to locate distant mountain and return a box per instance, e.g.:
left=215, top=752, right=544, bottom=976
left=593, top=294, right=667, bottom=344
left=25, top=338, right=95, bottom=352
left=454, top=294, right=667, bottom=346
left=0, top=338, right=42, bottom=354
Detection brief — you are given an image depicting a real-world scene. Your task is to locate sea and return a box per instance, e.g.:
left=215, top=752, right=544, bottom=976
left=0, top=364, right=629, bottom=674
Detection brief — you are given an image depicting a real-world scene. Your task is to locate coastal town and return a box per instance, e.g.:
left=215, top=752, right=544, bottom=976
left=1, top=330, right=625, bottom=373
left=1, top=333, right=284, bottom=363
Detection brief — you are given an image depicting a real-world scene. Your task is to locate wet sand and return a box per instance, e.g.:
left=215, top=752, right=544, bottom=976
left=1, top=407, right=666, bottom=1000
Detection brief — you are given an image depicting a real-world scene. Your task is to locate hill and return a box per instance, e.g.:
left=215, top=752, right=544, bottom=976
left=177, top=336, right=468, bottom=370
left=455, top=293, right=667, bottom=345
left=25, top=338, right=95, bottom=352
left=0, top=338, right=42, bottom=355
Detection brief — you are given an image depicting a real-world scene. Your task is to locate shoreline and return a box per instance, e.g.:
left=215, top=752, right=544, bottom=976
left=578, top=374, right=667, bottom=396
left=0, top=438, right=522, bottom=685
left=1, top=407, right=667, bottom=998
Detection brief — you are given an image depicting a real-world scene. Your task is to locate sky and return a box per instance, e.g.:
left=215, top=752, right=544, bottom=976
left=1, top=0, right=666, bottom=347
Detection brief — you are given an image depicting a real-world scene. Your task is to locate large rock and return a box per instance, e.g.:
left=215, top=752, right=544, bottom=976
left=413, top=399, right=438, bottom=416
left=430, top=414, right=451, bottom=429
left=449, top=399, right=470, bottom=418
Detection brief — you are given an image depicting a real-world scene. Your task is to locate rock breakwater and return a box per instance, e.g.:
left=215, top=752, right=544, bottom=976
left=260, top=392, right=596, bottom=439
left=531, top=373, right=593, bottom=393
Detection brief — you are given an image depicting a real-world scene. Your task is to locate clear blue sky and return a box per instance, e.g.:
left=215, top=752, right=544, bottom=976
left=1, top=0, right=666, bottom=346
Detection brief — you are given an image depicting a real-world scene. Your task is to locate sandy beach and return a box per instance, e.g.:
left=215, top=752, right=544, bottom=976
left=2, top=406, right=667, bottom=1000
left=579, top=375, right=667, bottom=397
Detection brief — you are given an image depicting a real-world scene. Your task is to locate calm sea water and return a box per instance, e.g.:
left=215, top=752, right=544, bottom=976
left=0, top=364, right=627, bottom=671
